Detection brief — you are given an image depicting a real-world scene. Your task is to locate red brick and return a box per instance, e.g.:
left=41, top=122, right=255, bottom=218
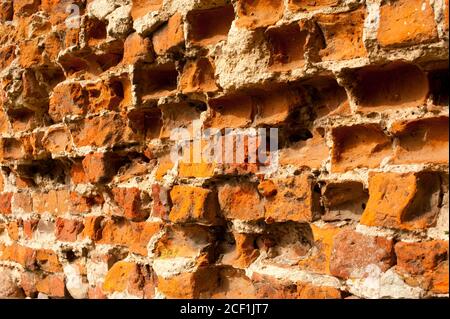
left=84, top=16, right=107, bottom=47
left=70, top=161, right=89, bottom=184
left=159, top=101, right=204, bottom=138
left=134, top=63, right=178, bottom=103
left=330, top=230, right=395, bottom=279
left=55, top=218, right=84, bottom=242
left=20, top=272, right=38, bottom=297
left=0, top=138, right=27, bottom=162
left=0, top=44, right=15, bottom=70
left=81, top=216, right=104, bottom=241
left=111, top=187, right=150, bottom=222
left=254, top=87, right=305, bottom=126
left=98, top=218, right=162, bottom=256
left=321, top=181, right=368, bottom=222
left=7, top=220, right=20, bottom=241
left=0, top=108, right=9, bottom=135
left=23, top=218, right=39, bottom=239
left=0, top=192, right=12, bottom=214
left=19, top=39, right=44, bottom=68
left=104, top=261, right=140, bottom=294
left=279, top=129, right=328, bottom=169
left=298, top=224, right=346, bottom=275
left=151, top=184, right=170, bottom=220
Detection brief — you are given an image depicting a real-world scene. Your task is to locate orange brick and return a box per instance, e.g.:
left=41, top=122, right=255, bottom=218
left=218, top=182, right=264, bottom=221
left=279, top=129, right=329, bottom=169
left=154, top=224, right=215, bottom=262
left=36, top=249, right=63, bottom=273
left=316, top=9, right=367, bottom=61
left=49, top=81, right=122, bottom=122
left=179, top=58, right=218, bottom=94
left=156, top=267, right=219, bottom=299
left=35, top=273, right=66, bottom=298
left=7, top=221, right=20, bottom=241
left=391, top=117, right=449, bottom=165
left=264, top=175, right=320, bottom=223
left=82, top=153, right=122, bottom=184
left=169, top=185, right=221, bottom=225
left=103, top=261, right=156, bottom=298
left=98, top=218, right=162, bottom=256
left=378, top=0, right=438, bottom=47
left=69, top=161, right=89, bottom=184
left=395, top=240, right=448, bottom=294
left=331, top=124, right=392, bottom=172
left=131, top=0, right=162, bottom=20
left=81, top=216, right=104, bottom=241
left=152, top=13, right=184, bottom=55
left=236, top=0, right=285, bottom=29
left=205, top=94, right=253, bottom=130
left=220, top=232, right=260, bottom=269
left=354, top=62, right=429, bottom=112
left=69, top=113, right=138, bottom=148
left=298, top=224, right=346, bottom=275
left=186, top=6, right=235, bottom=46
left=288, top=0, right=339, bottom=12
left=361, top=172, right=442, bottom=230
left=123, top=32, right=153, bottom=65
left=0, top=243, right=37, bottom=270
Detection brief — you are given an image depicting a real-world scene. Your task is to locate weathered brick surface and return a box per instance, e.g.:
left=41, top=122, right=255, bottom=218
left=0, top=0, right=447, bottom=300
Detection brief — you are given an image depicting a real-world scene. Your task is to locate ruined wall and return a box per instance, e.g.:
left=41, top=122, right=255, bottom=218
left=0, top=0, right=448, bottom=299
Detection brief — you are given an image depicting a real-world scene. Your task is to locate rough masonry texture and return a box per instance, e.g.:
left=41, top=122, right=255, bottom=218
left=0, top=0, right=449, bottom=299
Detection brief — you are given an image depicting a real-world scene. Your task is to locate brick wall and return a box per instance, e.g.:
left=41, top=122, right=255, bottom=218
left=0, top=0, right=448, bottom=299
